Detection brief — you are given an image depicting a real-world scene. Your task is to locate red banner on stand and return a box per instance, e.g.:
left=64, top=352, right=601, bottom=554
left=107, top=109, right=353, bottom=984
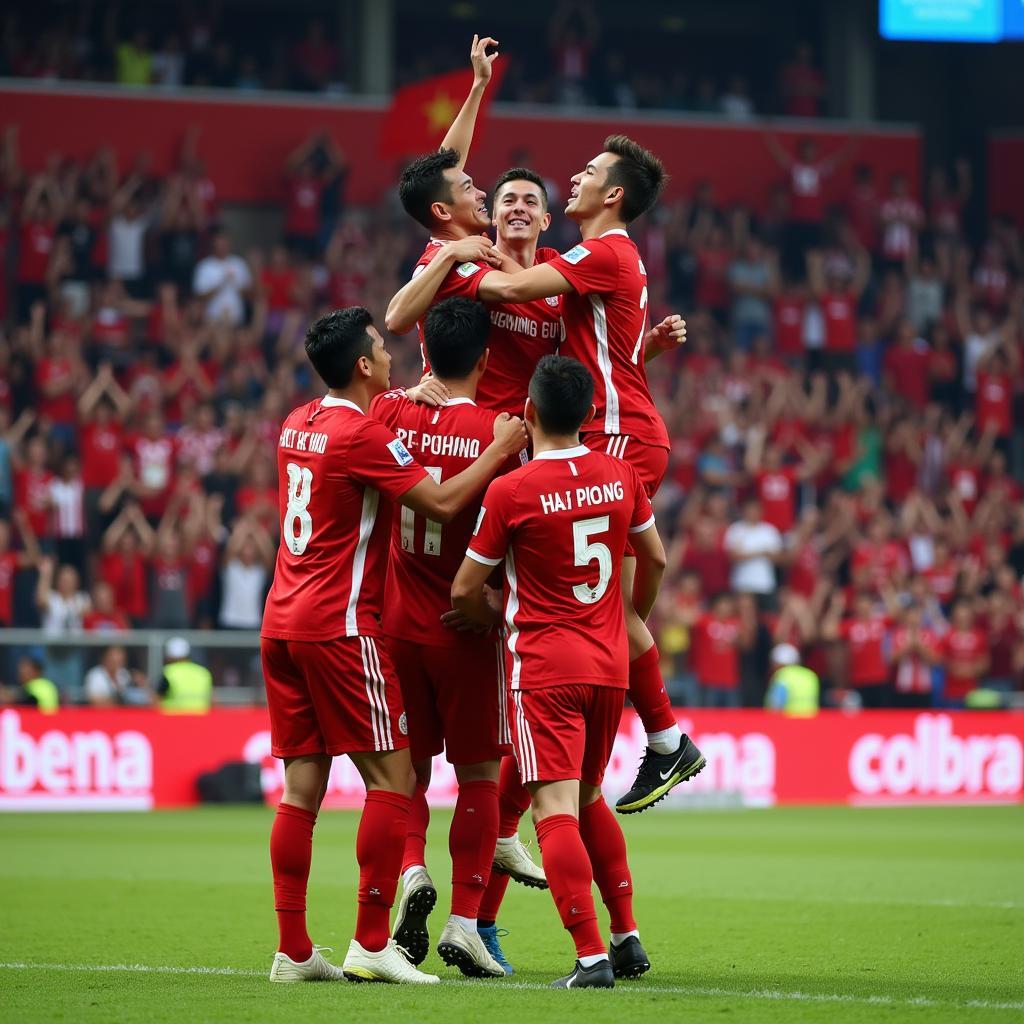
left=0, top=708, right=1020, bottom=811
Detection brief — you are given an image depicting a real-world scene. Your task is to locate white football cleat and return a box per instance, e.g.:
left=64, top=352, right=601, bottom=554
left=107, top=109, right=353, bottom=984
left=342, top=938, right=440, bottom=984
left=437, top=917, right=506, bottom=978
left=492, top=835, right=548, bottom=889
left=269, top=945, right=346, bottom=982
left=391, top=866, right=437, bottom=964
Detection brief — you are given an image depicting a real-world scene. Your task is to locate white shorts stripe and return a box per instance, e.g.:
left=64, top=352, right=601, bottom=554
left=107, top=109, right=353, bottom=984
left=513, top=692, right=537, bottom=782
left=620, top=435, right=630, bottom=458
left=365, top=638, right=394, bottom=750
left=496, top=643, right=510, bottom=745
left=359, top=637, right=382, bottom=752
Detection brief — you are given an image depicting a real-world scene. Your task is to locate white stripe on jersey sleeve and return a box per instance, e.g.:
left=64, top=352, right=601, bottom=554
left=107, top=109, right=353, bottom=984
left=629, top=514, right=657, bottom=534
left=466, top=548, right=503, bottom=566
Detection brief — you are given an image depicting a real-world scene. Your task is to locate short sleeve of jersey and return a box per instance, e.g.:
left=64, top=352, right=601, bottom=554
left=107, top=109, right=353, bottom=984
left=547, top=238, right=620, bottom=295
left=627, top=464, right=655, bottom=533
left=368, top=389, right=408, bottom=431
left=346, top=417, right=429, bottom=500
left=436, top=258, right=493, bottom=302
left=466, top=476, right=515, bottom=566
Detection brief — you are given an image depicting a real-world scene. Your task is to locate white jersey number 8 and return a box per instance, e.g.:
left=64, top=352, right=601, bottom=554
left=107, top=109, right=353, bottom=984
left=572, top=515, right=612, bottom=604
left=285, top=462, right=313, bottom=555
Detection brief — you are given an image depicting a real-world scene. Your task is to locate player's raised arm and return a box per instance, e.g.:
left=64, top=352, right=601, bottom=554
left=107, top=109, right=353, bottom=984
left=384, top=235, right=500, bottom=334
left=441, top=35, right=500, bottom=170
left=475, top=261, right=575, bottom=304
left=400, top=413, right=526, bottom=523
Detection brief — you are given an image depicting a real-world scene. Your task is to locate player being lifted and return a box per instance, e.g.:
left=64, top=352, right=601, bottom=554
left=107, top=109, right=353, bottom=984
left=390, top=91, right=701, bottom=810
left=369, top=297, right=529, bottom=978
left=261, top=306, right=525, bottom=985
left=452, top=355, right=667, bottom=988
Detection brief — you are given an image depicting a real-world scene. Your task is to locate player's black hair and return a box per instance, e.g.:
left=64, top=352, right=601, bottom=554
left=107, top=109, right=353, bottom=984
left=528, top=355, right=594, bottom=435
left=398, top=148, right=462, bottom=229
left=492, top=167, right=549, bottom=211
left=602, top=134, right=667, bottom=223
left=423, top=297, right=490, bottom=379
left=304, top=306, right=375, bottom=389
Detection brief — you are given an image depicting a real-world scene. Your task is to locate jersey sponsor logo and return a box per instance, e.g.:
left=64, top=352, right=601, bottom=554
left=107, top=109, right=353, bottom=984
left=456, top=262, right=481, bottom=278
left=387, top=438, right=415, bottom=466
left=398, top=712, right=408, bottom=736
left=560, top=244, right=591, bottom=265
left=474, top=506, right=486, bottom=535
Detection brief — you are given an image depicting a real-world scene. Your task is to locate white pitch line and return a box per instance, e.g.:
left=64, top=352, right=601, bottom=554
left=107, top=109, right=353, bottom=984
left=2, top=962, right=1023, bottom=1011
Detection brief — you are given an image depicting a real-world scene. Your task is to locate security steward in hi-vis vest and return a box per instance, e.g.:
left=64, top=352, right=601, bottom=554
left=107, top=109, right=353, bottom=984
left=158, top=637, right=213, bottom=714
left=764, top=643, right=819, bottom=717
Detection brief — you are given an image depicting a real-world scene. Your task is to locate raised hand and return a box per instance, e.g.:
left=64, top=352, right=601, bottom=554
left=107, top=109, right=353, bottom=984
left=493, top=412, right=528, bottom=455
left=470, top=34, right=500, bottom=88
left=646, top=314, right=687, bottom=356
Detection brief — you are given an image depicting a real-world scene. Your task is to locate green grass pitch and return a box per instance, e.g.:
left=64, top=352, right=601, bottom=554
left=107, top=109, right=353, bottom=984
left=1, top=806, right=1021, bottom=1023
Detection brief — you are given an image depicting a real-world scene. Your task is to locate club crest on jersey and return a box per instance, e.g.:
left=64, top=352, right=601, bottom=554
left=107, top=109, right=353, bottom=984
left=398, top=712, right=408, bottom=736
left=560, top=245, right=591, bottom=265
left=545, top=296, right=559, bottom=307
left=474, top=507, right=486, bottom=535
left=456, top=262, right=481, bottom=278
left=387, top=438, right=415, bottom=466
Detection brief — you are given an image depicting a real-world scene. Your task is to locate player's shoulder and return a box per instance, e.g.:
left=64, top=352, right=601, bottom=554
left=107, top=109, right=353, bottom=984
left=415, top=239, right=445, bottom=266
left=535, top=246, right=562, bottom=265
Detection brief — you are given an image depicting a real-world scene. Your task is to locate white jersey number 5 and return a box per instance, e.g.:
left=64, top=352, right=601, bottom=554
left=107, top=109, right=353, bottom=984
left=285, top=462, right=313, bottom=555
left=572, top=515, right=612, bottom=604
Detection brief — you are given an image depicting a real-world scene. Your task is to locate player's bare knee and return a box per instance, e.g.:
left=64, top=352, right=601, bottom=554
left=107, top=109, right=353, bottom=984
left=454, top=759, right=500, bottom=784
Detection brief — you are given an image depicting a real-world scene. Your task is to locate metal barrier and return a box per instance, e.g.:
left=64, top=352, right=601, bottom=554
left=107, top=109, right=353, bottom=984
left=0, top=629, right=265, bottom=704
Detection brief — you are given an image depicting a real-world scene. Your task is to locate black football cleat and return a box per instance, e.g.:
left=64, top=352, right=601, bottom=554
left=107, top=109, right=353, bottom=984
left=615, top=734, right=706, bottom=814
left=609, top=935, right=651, bottom=979
left=550, top=958, right=616, bottom=989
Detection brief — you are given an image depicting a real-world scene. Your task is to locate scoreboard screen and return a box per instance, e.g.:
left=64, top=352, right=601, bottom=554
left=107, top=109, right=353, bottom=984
left=880, top=0, right=1024, bottom=41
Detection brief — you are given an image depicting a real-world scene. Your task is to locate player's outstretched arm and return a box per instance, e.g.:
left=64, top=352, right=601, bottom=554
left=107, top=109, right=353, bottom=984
left=441, top=34, right=499, bottom=170
left=384, top=236, right=501, bottom=334
left=475, top=262, right=575, bottom=304
left=401, top=414, right=526, bottom=523
left=451, top=556, right=501, bottom=627
left=630, top=522, right=668, bottom=622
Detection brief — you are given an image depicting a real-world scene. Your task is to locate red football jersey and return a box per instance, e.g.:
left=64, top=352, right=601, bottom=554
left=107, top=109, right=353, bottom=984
left=822, top=291, right=857, bottom=352
left=839, top=615, right=890, bottom=686
left=262, top=397, right=429, bottom=642
left=756, top=467, right=799, bottom=533
left=941, top=627, right=987, bottom=700
left=692, top=615, right=741, bottom=688
left=468, top=445, right=654, bottom=690
left=414, top=241, right=564, bottom=416
left=548, top=230, right=670, bottom=448
left=371, top=390, right=518, bottom=647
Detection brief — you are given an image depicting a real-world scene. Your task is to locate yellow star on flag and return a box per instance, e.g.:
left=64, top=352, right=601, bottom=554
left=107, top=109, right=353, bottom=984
left=424, top=91, right=459, bottom=133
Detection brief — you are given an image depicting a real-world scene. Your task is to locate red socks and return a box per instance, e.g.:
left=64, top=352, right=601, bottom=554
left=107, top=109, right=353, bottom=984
left=535, top=813, right=604, bottom=958
left=498, top=755, right=531, bottom=834
left=355, top=789, right=411, bottom=952
left=270, top=801, right=316, bottom=962
left=450, top=779, right=499, bottom=918
left=579, top=798, right=636, bottom=934
left=480, top=757, right=530, bottom=925
left=401, top=780, right=430, bottom=874
left=629, top=643, right=676, bottom=733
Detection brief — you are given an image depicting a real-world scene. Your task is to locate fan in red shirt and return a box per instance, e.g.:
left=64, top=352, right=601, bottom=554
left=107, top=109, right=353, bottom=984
left=691, top=593, right=742, bottom=707
left=369, top=298, right=539, bottom=971
left=35, top=329, right=84, bottom=436
left=940, top=601, right=989, bottom=706
left=883, top=320, right=931, bottom=409
left=975, top=350, right=1016, bottom=439
left=772, top=281, right=808, bottom=362
left=824, top=592, right=893, bottom=707
left=454, top=354, right=680, bottom=987
left=78, top=365, right=131, bottom=494
left=13, top=436, right=53, bottom=546
left=889, top=605, right=940, bottom=708
left=922, top=539, right=959, bottom=609
left=467, top=134, right=693, bottom=813
left=16, top=176, right=59, bottom=319
left=82, top=580, right=130, bottom=632
left=851, top=518, right=910, bottom=595
left=0, top=519, right=38, bottom=626
left=809, top=248, right=869, bottom=372
left=99, top=505, right=154, bottom=624
left=128, top=412, right=177, bottom=521
left=282, top=131, right=345, bottom=259
left=745, top=433, right=824, bottom=534
left=259, top=304, right=526, bottom=984
left=880, top=173, right=923, bottom=266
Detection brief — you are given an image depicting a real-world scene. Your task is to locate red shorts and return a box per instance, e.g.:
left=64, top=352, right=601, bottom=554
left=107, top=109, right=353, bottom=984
left=389, top=636, right=512, bottom=765
left=582, top=433, right=669, bottom=497
left=510, top=684, right=625, bottom=786
left=261, top=634, right=409, bottom=758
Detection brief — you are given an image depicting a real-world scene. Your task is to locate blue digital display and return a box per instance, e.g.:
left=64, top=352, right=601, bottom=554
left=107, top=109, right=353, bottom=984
left=880, top=0, right=1024, bottom=41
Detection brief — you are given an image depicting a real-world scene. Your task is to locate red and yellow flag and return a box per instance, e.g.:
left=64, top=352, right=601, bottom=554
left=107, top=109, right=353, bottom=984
left=378, top=62, right=507, bottom=159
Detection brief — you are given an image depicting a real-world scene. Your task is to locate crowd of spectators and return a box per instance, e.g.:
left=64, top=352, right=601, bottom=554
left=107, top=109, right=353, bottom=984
left=0, top=98, right=1022, bottom=709
left=4, top=1, right=824, bottom=119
